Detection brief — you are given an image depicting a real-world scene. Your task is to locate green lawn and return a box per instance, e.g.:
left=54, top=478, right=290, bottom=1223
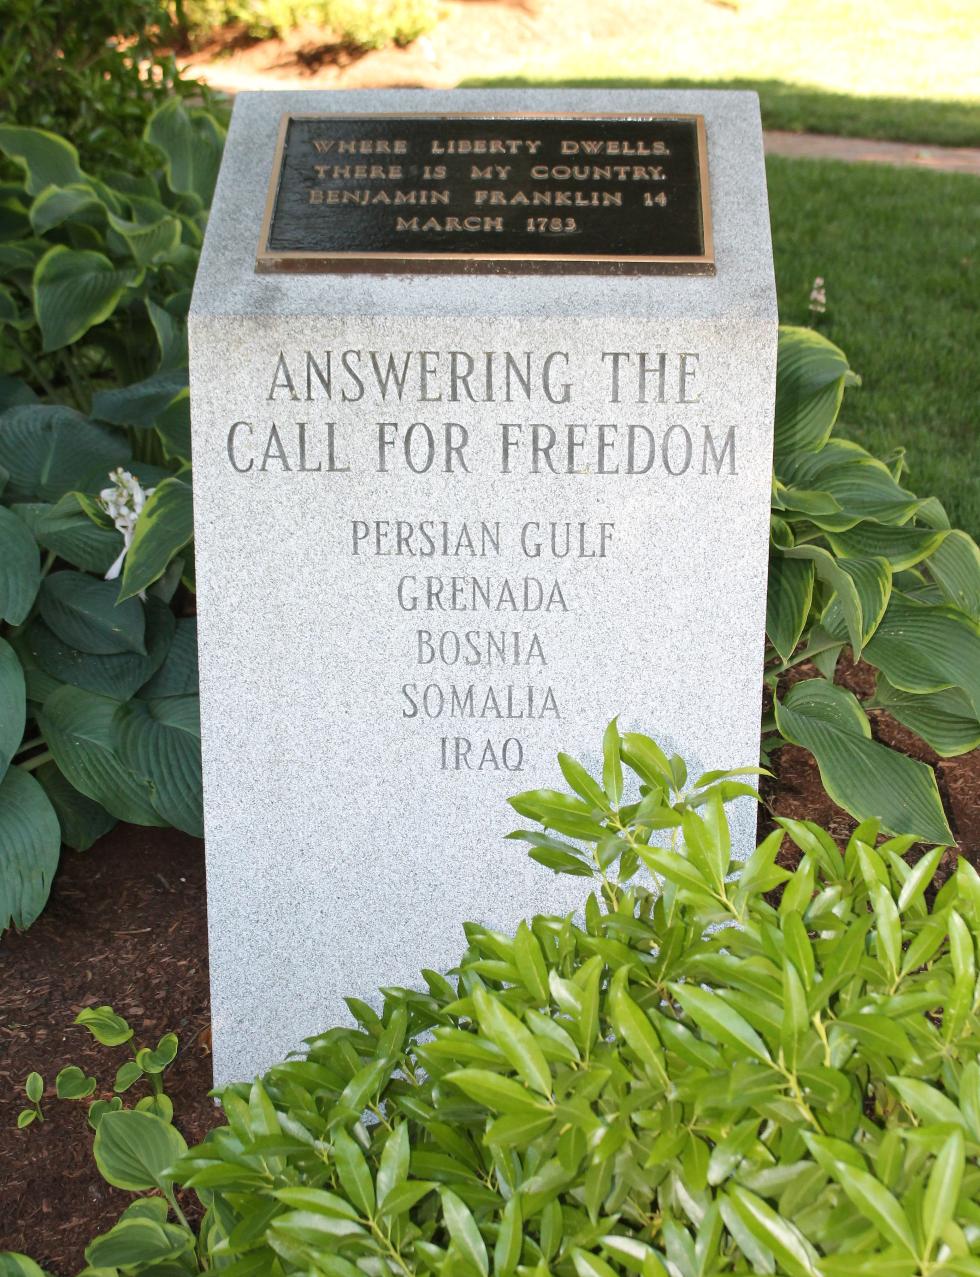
left=767, top=156, right=979, bottom=534
left=462, top=0, right=980, bottom=147
left=467, top=77, right=980, bottom=148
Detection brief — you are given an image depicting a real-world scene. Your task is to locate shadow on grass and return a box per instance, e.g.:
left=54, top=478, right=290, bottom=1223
left=459, top=75, right=980, bottom=149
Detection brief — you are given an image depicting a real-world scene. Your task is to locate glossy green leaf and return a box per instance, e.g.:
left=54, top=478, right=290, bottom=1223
left=726, top=1185, right=819, bottom=1277
left=332, top=1128, right=375, bottom=1216
left=473, top=986, right=551, bottom=1096
left=446, top=1068, right=553, bottom=1116
left=441, top=1187, right=488, bottom=1277
left=923, top=1129, right=964, bottom=1254
left=669, top=983, right=771, bottom=1061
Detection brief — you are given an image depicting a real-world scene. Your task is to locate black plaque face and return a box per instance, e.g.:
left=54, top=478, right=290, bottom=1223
left=256, top=113, right=713, bottom=276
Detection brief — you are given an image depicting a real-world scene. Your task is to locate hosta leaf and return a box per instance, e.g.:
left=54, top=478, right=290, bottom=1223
left=0, top=505, right=40, bottom=626
left=863, top=594, right=980, bottom=715
left=92, top=368, right=188, bottom=429
left=138, top=617, right=197, bottom=698
left=774, top=326, right=853, bottom=457
left=93, top=1108, right=186, bottom=1191
left=775, top=679, right=954, bottom=844
left=38, top=684, right=164, bottom=826
left=35, top=761, right=116, bottom=852
left=27, top=596, right=173, bottom=700
left=766, top=552, right=814, bottom=662
left=33, top=245, right=141, bottom=353
left=0, top=125, right=84, bottom=194
left=114, top=695, right=202, bottom=836
left=40, top=571, right=146, bottom=656
left=0, top=404, right=129, bottom=502
left=0, top=636, right=26, bottom=780
left=29, top=493, right=122, bottom=574
left=30, top=183, right=104, bottom=235
left=118, top=478, right=193, bottom=602
left=872, top=677, right=980, bottom=758
left=84, top=1217, right=191, bottom=1269
left=925, top=529, right=980, bottom=617
left=786, top=544, right=891, bottom=658
left=106, top=209, right=182, bottom=267
left=145, top=99, right=224, bottom=205
left=827, top=522, right=946, bottom=570
left=75, top=1004, right=133, bottom=1047
left=0, top=765, right=61, bottom=931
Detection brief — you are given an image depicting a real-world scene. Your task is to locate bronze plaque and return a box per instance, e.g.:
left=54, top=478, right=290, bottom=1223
left=256, top=113, right=713, bottom=276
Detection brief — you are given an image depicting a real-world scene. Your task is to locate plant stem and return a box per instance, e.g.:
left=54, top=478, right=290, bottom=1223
left=15, top=736, right=45, bottom=756
left=19, top=751, right=53, bottom=772
left=11, top=335, right=58, bottom=400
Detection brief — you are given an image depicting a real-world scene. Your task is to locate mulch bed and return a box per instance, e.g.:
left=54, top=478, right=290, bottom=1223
left=1, top=661, right=977, bottom=1273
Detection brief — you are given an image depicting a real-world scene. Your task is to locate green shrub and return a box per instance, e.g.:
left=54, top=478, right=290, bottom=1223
left=6, top=727, right=980, bottom=1274
left=0, top=104, right=224, bottom=930
left=764, top=328, right=980, bottom=845
left=179, top=0, right=441, bottom=47
left=0, top=0, right=212, bottom=171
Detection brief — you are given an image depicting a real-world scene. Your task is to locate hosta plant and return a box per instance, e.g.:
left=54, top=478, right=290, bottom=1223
left=6, top=727, right=980, bottom=1276
left=0, top=101, right=223, bottom=930
left=766, top=327, right=980, bottom=846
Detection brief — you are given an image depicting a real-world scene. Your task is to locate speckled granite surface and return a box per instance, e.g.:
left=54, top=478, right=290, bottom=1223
left=190, top=89, right=776, bottom=1083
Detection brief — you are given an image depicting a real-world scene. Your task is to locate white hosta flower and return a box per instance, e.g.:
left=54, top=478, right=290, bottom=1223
left=99, top=467, right=155, bottom=582
left=808, top=275, right=827, bottom=315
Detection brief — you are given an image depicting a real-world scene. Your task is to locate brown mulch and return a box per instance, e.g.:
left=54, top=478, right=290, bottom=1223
left=0, top=666, right=977, bottom=1273
left=0, top=827, right=215, bottom=1273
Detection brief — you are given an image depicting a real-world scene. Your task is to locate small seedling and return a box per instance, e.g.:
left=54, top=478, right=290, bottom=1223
left=16, top=1072, right=44, bottom=1128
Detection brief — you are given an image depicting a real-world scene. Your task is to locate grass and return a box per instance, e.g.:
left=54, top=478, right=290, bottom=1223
left=461, top=0, right=980, bottom=147
left=767, top=156, right=979, bottom=534
left=466, top=77, right=980, bottom=149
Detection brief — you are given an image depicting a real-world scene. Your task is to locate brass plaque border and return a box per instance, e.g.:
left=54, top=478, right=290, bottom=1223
left=255, top=112, right=714, bottom=277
